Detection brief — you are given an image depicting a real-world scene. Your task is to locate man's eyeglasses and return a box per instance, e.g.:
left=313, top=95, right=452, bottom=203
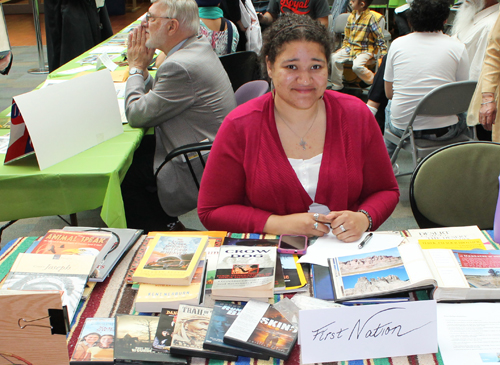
left=145, top=12, right=173, bottom=22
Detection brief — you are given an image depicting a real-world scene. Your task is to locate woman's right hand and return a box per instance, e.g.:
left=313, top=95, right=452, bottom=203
left=263, top=213, right=331, bottom=237
left=479, top=92, right=497, bottom=131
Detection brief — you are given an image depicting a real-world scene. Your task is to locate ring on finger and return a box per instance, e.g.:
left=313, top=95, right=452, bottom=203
left=313, top=222, right=319, bottom=230
left=339, top=224, right=347, bottom=232
left=313, top=213, right=319, bottom=222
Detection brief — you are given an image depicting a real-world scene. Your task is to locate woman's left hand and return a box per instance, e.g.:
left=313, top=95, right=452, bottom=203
left=326, top=210, right=370, bottom=242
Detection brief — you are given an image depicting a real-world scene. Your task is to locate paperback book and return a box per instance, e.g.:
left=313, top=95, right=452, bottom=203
left=203, top=301, right=270, bottom=359
left=62, top=226, right=143, bottom=282
left=276, top=254, right=307, bottom=293
left=223, top=300, right=298, bottom=360
left=204, top=246, right=220, bottom=292
left=114, top=314, right=187, bottom=365
left=70, top=317, right=115, bottom=364
left=132, top=234, right=208, bottom=285
left=170, top=304, right=238, bottom=360
left=211, top=246, right=277, bottom=301
left=328, top=241, right=500, bottom=302
left=1, top=253, right=95, bottom=323
left=28, top=229, right=115, bottom=279
left=125, top=235, right=153, bottom=285
left=152, top=309, right=178, bottom=353
left=135, top=258, right=207, bottom=313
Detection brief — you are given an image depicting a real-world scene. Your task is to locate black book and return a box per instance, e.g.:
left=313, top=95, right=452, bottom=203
left=223, top=300, right=297, bottom=360
left=203, top=301, right=270, bottom=359
left=114, top=314, right=187, bottom=365
left=170, top=304, right=238, bottom=361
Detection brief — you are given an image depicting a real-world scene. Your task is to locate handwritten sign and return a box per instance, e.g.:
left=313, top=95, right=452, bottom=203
left=299, top=301, right=437, bottom=363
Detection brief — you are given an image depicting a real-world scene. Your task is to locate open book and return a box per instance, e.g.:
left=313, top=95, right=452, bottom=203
left=328, top=241, right=500, bottom=302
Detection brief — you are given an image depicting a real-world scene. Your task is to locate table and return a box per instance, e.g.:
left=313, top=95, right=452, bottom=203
left=0, top=20, right=145, bottom=229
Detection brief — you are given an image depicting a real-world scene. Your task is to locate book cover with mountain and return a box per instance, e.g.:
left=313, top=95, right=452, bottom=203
left=223, top=300, right=298, bottom=360
left=114, top=314, right=187, bottom=365
left=132, top=234, right=208, bottom=286
left=203, top=301, right=269, bottom=359
left=170, top=304, right=237, bottom=361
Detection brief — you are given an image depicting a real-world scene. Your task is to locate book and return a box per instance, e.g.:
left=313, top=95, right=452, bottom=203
left=328, top=242, right=500, bottom=302
left=70, top=317, right=115, bottom=364
left=151, top=309, right=178, bottom=353
left=203, top=301, right=270, bottom=359
left=211, top=246, right=277, bottom=301
left=134, top=258, right=207, bottom=313
left=170, top=304, right=238, bottom=360
left=223, top=300, right=298, bottom=360
left=62, top=226, right=143, bottom=282
left=1, top=253, right=95, bottom=323
left=132, top=234, right=209, bottom=285
left=125, top=235, right=153, bottom=285
left=222, top=237, right=279, bottom=246
left=204, top=246, right=220, bottom=292
left=276, top=253, right=307, bottom=293
left=28, top=229, right=115, bottom=279
left=114, top=314, right=187, bottom=365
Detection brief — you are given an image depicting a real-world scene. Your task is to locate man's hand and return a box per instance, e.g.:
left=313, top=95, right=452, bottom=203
left=480, top=92, right=497, bottom=131
left=127, top=26, right=155, bottom=74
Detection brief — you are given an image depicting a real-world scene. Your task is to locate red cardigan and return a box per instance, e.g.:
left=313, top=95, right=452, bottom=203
left=198, top=90, right=400, bottom=233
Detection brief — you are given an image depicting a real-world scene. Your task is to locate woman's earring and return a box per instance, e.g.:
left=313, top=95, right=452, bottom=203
left=270, top=79, right=275, bottom=99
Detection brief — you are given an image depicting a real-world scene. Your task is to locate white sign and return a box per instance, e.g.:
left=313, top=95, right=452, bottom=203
left=299, top=300, right=437, bottom=363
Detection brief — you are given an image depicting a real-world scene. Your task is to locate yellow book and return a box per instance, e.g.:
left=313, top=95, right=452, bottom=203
left=132, top=233, right=208, bottom=285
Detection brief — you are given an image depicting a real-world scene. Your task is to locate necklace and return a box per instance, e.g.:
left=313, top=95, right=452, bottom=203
left=275, top=103, right=320, bottom=151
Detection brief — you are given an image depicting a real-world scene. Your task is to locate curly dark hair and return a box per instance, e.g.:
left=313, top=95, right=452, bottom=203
left=260, top=13, right=332, bottom=79
left=407, top=0, right=450, bottom=32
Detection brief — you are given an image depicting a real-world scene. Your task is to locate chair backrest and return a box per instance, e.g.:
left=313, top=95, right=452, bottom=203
left=154, top=141, right=213, bottom=191
left=410, top=141, right=500, bottom=229
left=234, top=80, right=269, bottom=106
left=219, top=51, right=259, bottom=92
left=333, top=13, right=349, bottom=33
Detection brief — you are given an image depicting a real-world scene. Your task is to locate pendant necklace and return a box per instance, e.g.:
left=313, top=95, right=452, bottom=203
left=275, top=103, right=320, bottom=151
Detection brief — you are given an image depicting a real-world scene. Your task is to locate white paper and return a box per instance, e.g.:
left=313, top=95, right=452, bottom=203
left=299, top=300, right=438, bottom=363
left=0, top=134, right=10, bottom=153
left=89, top=46, right=125, bottom=54
left=13, top=70, right=123, bottom=170
left=437, top=303, right=500, bottom=365
left=40, top=79, right=67, bottom=89
left=55, top=65, right=95, bottom=75
left=298, top=233, right=404, bottom=267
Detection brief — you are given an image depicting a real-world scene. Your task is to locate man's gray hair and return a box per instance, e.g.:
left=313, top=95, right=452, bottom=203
left=152, top=0, right=200, bottom=35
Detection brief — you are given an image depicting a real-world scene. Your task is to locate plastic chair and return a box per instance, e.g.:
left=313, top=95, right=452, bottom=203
left=385, top=80, right=477, bottom=176
left=219, top=51, right=259, bottom=92
left=410, top=141, right=500, bottom=229
left=234, top=80, right=269, bottom=106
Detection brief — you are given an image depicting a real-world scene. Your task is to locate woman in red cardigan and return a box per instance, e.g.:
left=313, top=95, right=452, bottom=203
left=198, top=14, right=399, bottom=242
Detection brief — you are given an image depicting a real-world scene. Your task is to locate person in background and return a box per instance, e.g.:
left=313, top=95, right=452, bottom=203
left=220, top=0, right=247, bottom=51
left=330, top=0, right=388, bottom=90
left=122, top=0, right=236, bottom=233
left=384, top=0, right=469, bottom=160
left=195, top=0, right=239, bottom=55
left=198, top=14, right=399, bottom=242
left=44, top=0, right=113, bottom=72
left=258, top=0, right=330, bottom=28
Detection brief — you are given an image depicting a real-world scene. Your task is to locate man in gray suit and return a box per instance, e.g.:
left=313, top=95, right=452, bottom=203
left=122, top=0, right=236, bottom=232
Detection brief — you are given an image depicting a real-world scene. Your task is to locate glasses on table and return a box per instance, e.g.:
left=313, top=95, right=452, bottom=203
left=145, top=12, right=174, bottom=23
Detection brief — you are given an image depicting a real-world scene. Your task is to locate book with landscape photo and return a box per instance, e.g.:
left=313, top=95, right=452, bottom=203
left=28, top=229, right=115, bottom=280
left=135, top=258, right=207, bottom=313
left=151, top=309, right=178, bottom=353
left=223, top=300, right=298, bottom=360
left=132, top=234, right=208, bottom=285
left=125, top=235, right=153, bottom=285
left=211, top=246, right=277, bottom=301
left=328, top=241, right=500, bottom=302
left=70, top=317, right=115, bottom=364
left=170, top=304, right=238, bottom=361
left=203, top=301, right=269, bottom=359
left=1, top=253, right=95, bottom=323
left=62, top=226, right=143, bottom=282
left=114, top=314, right=187, bottom=365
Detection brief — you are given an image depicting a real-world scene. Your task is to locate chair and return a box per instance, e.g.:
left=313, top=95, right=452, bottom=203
left=234, top=80, right=269, bottom=106
left=385, top=80, right=477, bottom=176
left=219, top=51, right=259, bottom=92
left=410, top=141, right=500, bottom=229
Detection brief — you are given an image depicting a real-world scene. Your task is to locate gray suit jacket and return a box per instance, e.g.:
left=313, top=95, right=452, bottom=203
left=125, top=35, right=236, bottom=216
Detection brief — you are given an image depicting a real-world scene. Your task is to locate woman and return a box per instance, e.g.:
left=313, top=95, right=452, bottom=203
left=84, top=334, right=114, bottom=361
left=196, top=0, right=239, bottom=55
left=198, top=14, right=399, bottom=242
left=71, top=332, right=100, bottom=361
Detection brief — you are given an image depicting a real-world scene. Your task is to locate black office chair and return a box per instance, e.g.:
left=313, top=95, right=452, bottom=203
left=410, top=141, right=500, bottom=229
left=219, top=51, right=259, bottom=92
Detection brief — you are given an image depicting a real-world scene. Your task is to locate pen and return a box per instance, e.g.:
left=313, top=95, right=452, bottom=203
left=358, top=233, right=373, bottom=249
